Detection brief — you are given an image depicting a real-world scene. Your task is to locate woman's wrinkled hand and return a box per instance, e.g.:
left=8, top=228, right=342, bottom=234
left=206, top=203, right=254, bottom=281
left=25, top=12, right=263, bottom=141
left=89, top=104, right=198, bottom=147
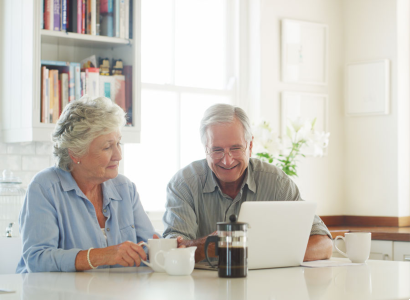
left=103, top=241, right=147, bottom=267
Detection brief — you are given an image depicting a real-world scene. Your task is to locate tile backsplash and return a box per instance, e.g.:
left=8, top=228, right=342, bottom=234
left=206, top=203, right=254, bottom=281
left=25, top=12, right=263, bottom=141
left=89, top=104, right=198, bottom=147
left=0, top=141, right=54, bottom=188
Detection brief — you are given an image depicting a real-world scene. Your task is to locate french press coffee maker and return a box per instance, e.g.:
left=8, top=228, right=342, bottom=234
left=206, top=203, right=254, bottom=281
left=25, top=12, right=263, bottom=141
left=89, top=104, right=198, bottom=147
left=205, top=214, right=248, bottom=278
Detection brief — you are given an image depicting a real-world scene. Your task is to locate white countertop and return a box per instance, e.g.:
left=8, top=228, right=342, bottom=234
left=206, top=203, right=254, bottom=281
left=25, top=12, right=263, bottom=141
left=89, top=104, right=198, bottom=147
left=0, top=259, right=409, bottom=300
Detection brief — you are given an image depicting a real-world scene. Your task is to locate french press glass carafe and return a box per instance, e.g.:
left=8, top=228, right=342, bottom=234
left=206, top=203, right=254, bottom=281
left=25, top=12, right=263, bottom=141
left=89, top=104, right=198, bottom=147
left=205, top=214, right=248, bottom=278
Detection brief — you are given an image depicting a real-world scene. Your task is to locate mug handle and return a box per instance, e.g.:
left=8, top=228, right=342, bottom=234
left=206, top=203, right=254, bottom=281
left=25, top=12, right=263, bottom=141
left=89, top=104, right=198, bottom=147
left=139, top=242, right=154, bottom=268
left=204, top=235, right=219, bottom=268
left=154, top=250, right=166, bottom=270
left=334, top=236, right=348, bottom=258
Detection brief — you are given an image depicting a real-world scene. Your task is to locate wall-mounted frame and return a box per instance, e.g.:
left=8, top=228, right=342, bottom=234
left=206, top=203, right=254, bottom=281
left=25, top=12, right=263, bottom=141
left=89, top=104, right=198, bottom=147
left=281, top=19, right=328, bottom=85
left=281, top=92, right=328, bottom=156
left=345, top=59, right=390, bottom=116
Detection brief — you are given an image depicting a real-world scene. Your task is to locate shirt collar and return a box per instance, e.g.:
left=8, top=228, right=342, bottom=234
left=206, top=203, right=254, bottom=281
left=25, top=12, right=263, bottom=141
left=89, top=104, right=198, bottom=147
left=202, top=160, right=257, bottom=194
left=56, top=168, right=123, bottom=202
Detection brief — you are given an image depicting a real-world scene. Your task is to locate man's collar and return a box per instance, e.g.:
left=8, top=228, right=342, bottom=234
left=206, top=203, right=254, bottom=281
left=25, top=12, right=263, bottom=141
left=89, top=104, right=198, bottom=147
left=202, top=160, right=257, bottom=194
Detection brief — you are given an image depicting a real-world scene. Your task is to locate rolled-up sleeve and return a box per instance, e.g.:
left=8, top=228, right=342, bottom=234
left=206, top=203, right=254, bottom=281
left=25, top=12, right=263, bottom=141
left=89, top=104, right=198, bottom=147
left=19, top=183, right=81, bottom=272
left=162, top=180, right=198, bottom=240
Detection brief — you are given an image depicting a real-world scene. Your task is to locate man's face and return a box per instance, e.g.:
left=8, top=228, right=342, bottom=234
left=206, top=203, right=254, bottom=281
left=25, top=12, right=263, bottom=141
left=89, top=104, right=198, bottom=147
left=205, top=118, right=253, bottom=188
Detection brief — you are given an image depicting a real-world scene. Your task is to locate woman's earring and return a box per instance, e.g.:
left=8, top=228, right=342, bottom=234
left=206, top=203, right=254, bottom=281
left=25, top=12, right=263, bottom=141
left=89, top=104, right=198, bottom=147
left=77, top=161, right=80, bottom=164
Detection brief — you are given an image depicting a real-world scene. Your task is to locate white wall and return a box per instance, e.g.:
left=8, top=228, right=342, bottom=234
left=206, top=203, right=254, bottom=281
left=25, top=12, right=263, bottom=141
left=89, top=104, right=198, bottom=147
left=249, top=0, right=345, bottom=215
left=344, top=0, right=410, bottom=217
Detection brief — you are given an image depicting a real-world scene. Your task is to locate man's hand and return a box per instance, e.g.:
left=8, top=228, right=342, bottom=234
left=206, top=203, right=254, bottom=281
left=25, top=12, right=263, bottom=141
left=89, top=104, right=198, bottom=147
left=176, top=231, right=218, bottom=263
left=303, top=235, right=333, bottom=261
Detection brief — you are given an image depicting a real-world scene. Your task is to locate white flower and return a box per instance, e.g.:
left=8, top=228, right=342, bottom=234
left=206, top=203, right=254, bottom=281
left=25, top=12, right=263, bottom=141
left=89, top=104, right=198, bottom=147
left=252, top=121, right=282, bottom=157
left=287, top=117, right=311, bottom=143
left=306, top=131, right=330, bottom=157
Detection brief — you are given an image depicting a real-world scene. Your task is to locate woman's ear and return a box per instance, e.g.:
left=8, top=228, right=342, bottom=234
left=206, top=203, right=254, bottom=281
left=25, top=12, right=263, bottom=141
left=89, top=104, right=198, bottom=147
left=68, top=149, right=78, bottom=164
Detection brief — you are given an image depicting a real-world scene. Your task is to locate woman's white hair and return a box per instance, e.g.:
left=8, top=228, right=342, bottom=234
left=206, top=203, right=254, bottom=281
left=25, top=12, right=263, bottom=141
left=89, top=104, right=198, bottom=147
left=200, top=103, right=253, bottom=147
left=52, top=96, right=126, bottom=171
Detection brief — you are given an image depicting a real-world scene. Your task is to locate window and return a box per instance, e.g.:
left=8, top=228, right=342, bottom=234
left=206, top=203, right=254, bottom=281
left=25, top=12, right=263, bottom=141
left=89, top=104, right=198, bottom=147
left=125, top=0, right=241, bottom=212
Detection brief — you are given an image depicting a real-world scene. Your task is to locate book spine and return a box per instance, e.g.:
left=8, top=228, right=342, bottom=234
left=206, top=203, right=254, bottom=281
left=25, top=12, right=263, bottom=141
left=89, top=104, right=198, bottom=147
left=49, top=70, right=54, bottom=123
left=81, top=71, right=86, bottom=96
left=45, top=74, right=50, bottom=123
left=91, top=0, right=96, bottom=35
left=114, top=0, right=119, bottom=37
left=41, top=67, right=47, bottom=122
left=119, top=0, right=125, bottom=38
left=73, top=63, right=81, bottom=100
left=53, top=0, right=60, bottom=31
left=82, top=0, right=86, bottom=34
left=61, top=74, right=69, bottom=110
left=41, top=60, right=70, bottom=66
left=96, top=0, right=100, bottom=35
left=53, top=71, right=60, bottom=122
left=77, top=0, right=82, bottom=33
left=123, top=65, right=132, bottom=125
left=68, top=64, right=75, bottom=102
left=62, top=0, right=67, bottom=31
left=45, top=0, right=53, bottom=30
left=124, top=0, right=129, bottom=39
left=41, top=0, right=44, bottom=29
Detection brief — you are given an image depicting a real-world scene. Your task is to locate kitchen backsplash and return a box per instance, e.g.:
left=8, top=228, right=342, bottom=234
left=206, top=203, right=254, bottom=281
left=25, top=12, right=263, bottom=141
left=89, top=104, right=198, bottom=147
left=0, top=141, right=54, bottom=188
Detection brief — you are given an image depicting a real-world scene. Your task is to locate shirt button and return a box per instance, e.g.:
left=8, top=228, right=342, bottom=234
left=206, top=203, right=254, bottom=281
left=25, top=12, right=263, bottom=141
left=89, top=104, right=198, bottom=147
left=131, top=225, right=135, bottom=228
left=103, top=209, right=107, bottom=213
left=106, top=228, right=110, bottom=232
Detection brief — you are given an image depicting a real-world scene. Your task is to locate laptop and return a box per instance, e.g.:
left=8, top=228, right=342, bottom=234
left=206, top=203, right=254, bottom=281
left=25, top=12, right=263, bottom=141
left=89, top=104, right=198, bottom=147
left=195, top=201, right=316, bottom=270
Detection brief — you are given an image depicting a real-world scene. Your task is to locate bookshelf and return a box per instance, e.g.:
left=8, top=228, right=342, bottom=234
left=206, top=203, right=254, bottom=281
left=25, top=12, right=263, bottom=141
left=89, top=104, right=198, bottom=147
left=1, top=0, right=141, bottom=143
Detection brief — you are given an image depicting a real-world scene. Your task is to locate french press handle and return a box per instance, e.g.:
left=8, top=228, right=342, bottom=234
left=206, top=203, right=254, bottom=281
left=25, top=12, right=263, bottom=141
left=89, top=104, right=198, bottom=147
left=204, top=235, right=219, bottom=268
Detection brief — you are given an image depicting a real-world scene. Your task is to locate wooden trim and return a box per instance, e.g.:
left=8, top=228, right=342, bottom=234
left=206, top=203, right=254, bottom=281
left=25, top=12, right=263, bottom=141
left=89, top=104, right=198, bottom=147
left=319, top=215, right=344, bottom=226
left=320, top=215, right=410, bottom=227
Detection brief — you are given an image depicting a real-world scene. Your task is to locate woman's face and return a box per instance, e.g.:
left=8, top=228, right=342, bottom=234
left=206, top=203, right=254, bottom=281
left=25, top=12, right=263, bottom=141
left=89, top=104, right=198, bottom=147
left=76, top=131, right=122, bottom=183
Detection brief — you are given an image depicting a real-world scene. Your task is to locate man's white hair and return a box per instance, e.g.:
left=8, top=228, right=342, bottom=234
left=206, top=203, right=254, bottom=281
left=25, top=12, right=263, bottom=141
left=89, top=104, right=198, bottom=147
left=200, top=103, right=253, bottom=147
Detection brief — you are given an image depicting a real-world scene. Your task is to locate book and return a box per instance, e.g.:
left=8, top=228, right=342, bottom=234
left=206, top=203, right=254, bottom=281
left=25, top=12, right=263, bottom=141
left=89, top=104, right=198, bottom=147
left=41, top=66, right=49, bottom=123
left=129, top=0, right=133, bottom=39
left=68, top=0, right=78, bottom=33
left=44, top=0, right=54, bottom=30
left=119, top=0, right=125, bottom=38
left=77, top=0, right=82, bottom=33
left=61, top=0, right=67, bottom=31
left=83, top=68, right=100, bottom=98
left=91, top=0, right=97, bottom=35
left=113, top=74, right=125, bottom=112
left=99, top=75, right=115, bottom=99
left=100, top=0, right=114, bottom=37
left=49, top=70, right=59, bottom=122
left=96, top=0, right=101, bottom=35
left=41, top=0, right=44, bottom=29
left=80, top=71, right=86, bottom=96
left=68, top=63, right=75, bottom=102
left=114, top=0, right=120, bottom=37
left=53, top=0, right=60, bottom=31
left=123, top=65, right=132, bottom=125
left=60, top=73, right=69, bottom=110
left=124, top=0, right=129, bottom=39
left=82, top=0, right=86, bottom=34
left=71, top=62, right=81, bottom=100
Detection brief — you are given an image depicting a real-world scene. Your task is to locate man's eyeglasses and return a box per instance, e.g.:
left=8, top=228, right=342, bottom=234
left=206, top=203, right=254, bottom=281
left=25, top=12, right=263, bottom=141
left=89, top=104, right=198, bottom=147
left=206, top=144, right=248, bottom=160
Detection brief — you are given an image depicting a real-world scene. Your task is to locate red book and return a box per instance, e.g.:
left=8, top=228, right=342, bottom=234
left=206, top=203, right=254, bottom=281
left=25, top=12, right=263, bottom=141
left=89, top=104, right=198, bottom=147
left=82, top=0, right=86, bottom=34
left=44, top=0, right=53, bottom=30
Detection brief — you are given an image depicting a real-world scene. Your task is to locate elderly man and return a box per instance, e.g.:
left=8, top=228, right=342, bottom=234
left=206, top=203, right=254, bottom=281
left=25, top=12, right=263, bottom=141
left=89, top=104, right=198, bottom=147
left=163, top=103, right=333, bottom=263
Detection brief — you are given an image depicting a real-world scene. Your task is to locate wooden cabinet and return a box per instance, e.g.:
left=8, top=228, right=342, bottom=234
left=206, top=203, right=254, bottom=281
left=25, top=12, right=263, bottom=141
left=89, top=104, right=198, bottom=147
left=1, top=0, right=141, bottom=143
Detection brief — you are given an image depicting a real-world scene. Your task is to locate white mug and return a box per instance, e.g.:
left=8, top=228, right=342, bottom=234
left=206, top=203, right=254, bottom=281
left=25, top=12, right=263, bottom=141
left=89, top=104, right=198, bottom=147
left=140, top=239, right=177, bottom=272
left=155, top=247, right=197, bottom=276
left=334, top=232, right=371, bottom=263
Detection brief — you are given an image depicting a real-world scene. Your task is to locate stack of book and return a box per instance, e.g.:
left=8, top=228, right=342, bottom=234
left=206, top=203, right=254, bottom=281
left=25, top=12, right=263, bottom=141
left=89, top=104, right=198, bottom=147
left=42, top=0, right=132, bottom=38
left=40, top=59, right=133, bottom=125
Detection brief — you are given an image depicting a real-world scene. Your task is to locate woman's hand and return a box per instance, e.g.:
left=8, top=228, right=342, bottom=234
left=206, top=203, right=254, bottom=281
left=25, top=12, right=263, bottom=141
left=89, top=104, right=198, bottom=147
left=102, top=241, right=148, bottom=267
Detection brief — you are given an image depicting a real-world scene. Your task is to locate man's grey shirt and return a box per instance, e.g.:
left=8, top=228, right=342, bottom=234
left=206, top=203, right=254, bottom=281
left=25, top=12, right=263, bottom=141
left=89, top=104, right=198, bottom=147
left=162, top=158, right=331, bottom=240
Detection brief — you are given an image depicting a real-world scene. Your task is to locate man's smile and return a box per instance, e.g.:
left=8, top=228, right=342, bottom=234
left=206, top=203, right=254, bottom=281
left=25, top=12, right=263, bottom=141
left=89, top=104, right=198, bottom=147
left=218, top=164, right=238, bottom=170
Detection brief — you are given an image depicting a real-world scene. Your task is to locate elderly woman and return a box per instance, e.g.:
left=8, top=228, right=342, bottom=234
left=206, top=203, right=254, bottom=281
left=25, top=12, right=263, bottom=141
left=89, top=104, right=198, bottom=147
left=17, top=97, right=158, bottom=273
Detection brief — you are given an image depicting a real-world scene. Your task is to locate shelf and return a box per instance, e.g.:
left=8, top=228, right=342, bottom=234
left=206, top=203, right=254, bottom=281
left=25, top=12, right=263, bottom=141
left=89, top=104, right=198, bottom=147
left=41, top=30, right=133, bottom=48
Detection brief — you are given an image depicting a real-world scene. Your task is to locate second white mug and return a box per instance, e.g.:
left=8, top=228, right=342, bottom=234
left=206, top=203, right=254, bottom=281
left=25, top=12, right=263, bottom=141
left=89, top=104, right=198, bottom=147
left=334, top=232, right=371, bottom=263
left=140, top=238, right=177, bottom=272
